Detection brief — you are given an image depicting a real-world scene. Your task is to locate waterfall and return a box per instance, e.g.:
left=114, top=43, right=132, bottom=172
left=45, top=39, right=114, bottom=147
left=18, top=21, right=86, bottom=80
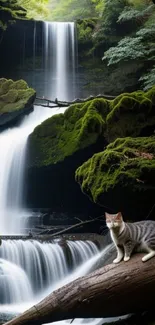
left=0, top=106, right=67, bottom=235
left=0, top=239, right=100, bottom=307
left=43, top=22, right=76, bottom=100
left=0, top=18, right=120, bottom=325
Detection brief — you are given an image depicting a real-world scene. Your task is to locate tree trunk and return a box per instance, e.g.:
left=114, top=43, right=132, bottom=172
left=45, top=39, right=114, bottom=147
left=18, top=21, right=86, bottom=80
left=4, top=254, right=155, bottom=325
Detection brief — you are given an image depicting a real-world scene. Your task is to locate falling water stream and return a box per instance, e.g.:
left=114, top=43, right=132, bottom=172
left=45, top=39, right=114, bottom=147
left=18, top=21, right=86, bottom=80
left=43, top=22, right=76, bottom=100
left=0, top=105, right=66, bottom=234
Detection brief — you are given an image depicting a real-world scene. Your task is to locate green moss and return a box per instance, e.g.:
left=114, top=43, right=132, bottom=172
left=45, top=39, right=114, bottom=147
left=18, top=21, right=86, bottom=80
left=29, top=98, right=108, bottom=166
left=0, top=79, right=14, bottom=95
left=0, top=78, right=36, bottom=113
left=0, top=78, right=7, bottom=86
left=12, top=80, right=28, bottom=90
left=146, top=86, right=155, bottom=105
left=1, top=89, right=18, bottom=103
left=29, top=86, right=155, bottom=167
left=75, top=136, right=155, bottom=205
left=106, top=88, right=155, bottom=142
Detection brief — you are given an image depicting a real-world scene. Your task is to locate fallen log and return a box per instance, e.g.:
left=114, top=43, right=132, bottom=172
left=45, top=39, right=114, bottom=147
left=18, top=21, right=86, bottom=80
left=34, top=93, right=116, bottom=108
left=4, top=253, right=155, bottom=325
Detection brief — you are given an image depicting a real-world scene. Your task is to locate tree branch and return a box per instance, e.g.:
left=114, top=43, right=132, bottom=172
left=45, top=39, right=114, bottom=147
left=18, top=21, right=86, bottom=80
left=34, top=93, right=116, bottom=108
left=36, top=217, right=103, bottom=236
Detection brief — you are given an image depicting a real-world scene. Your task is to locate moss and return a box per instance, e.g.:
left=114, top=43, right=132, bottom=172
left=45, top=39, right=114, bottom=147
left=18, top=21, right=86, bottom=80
left=0, top=78, right=7, bottom=86
left=29, top=86, right=155, bottom=167
left=12, top=79, right=28, bottom=90
left=146, top=85, right=155, bottom=105
left=29, top=98, right=108, bottom=166
left=1, top=89, right=18, bottom=103
left=75, top=136, right=155, bottom=205
left=0, top=79, right=14, bottom=95
left=106, top=88, right=155, bottom=142
left=0, top=78, right=36, bottom=113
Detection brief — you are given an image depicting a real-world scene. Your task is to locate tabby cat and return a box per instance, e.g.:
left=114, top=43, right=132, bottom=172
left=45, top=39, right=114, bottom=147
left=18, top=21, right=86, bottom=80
left=105, top=212, right=155, bottom=263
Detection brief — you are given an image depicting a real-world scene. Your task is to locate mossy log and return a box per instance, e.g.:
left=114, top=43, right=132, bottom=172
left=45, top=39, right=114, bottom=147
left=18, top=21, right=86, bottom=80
left=4, top=254, right=155, bottom=325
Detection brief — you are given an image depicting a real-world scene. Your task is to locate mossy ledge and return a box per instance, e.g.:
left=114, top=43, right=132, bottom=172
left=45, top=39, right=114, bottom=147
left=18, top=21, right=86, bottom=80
left=106, top=86, right=155, bottom=142
left=0, top=78, right=36, bottom=127
left=29, top=86, right=155, bottom=168
left=75, top=137, right=155, bottom=219
left=27, top=87, right=155, bottom=216
left=28, top=98, right=108, bottom=167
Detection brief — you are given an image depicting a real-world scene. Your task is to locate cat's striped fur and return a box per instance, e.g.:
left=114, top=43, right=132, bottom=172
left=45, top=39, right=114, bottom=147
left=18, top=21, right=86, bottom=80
left=105, top=212, right=155, bottom=263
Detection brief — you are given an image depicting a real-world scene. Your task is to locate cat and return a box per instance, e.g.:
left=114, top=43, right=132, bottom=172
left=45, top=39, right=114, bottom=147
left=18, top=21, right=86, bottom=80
left=105, top=211, right=155, bottom=263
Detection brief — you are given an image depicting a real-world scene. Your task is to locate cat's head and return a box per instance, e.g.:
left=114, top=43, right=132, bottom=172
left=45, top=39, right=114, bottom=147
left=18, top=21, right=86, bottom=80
left=105, top=212, right=123, bottom=229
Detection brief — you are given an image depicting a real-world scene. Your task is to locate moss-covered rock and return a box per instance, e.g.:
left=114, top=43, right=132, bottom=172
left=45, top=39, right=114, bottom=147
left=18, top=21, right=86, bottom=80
left=0, top=78, right=36, bottom=127
left=75, top=136, right=155, bottom=219
left=106, top=87, right=155, bottom=142
left=29, top=86, right=155, bottom=168
left=27, top=87, right=155, bottom=217
left=28, top=98, right=108, bottom=167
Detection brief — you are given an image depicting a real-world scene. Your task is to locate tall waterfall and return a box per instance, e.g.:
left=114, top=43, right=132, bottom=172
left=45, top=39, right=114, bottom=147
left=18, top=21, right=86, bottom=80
left=0, top=19, right=118, bottom=325
left=0, top=106, right=66, bottom=235
left=43, top=22, right=76, bottom=101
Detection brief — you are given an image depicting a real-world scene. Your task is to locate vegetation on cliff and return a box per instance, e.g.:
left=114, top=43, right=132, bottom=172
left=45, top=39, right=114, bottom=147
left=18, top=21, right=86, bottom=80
left=17, top=0, right=49, bottom=20
left=76, top=0, right=155, bottom=94
left=0, top=78, right=36, bottom=113
left=0, top=0, right=26, bottom=31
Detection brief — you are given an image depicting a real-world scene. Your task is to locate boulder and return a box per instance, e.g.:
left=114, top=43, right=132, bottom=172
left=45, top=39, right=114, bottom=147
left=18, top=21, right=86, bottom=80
left=26, top=87, right=155, bottom=219
left=76, top=136, right=155, bottom=219
left=0, top=78, right=36, bottom=127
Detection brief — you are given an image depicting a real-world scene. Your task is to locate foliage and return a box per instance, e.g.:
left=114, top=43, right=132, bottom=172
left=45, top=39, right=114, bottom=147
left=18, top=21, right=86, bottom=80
left=0, top=0, right=26, bottom=30
left=17, top=0, right=49, bottom=20
left=102, top=36, right=147, bottom=65
left=140, top=66, right=155, bottom=90
left=101, top=0, right=155, bottom=91
left=47, top=0, right=102, bottom=21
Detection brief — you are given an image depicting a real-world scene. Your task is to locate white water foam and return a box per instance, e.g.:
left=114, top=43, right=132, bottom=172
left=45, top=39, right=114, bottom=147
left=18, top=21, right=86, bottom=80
left=0, top=106, right=67, bottom=234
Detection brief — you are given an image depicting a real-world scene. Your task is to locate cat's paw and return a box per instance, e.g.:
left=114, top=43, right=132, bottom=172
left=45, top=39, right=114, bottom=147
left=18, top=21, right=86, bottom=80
left=124, top=256, right=130, bottom=262
left=113, top=258, right=122, bottom=264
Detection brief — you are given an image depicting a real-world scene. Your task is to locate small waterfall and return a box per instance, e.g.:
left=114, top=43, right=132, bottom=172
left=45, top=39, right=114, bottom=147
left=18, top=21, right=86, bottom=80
left=0, top=240, right=99, bottom=306
left=0, top=259, right=33, bottom=304
left=67, top=240, right=99, bottom=267
left=43, top=22, right=76, bottom=100
left=0, top=106, right=67, bottom=235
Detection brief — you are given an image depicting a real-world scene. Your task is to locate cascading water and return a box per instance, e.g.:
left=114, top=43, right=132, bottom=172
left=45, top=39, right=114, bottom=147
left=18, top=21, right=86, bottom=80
left=0, top=239, right=101, bottom=308
left=0, top=18, right=119, bottom=325
left=43, top=22, right=76, bottom=100
left=0, top=106, right=66, bottom=234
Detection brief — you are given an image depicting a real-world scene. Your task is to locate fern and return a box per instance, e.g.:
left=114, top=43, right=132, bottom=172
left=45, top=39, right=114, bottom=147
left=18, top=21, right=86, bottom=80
left=140, top=66, right=155, bottom=90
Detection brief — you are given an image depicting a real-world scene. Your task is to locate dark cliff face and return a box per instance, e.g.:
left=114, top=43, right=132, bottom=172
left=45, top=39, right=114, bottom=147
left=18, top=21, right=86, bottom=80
left=25, top=138, right=104, bottom=218
left=0, top=20, right=43, bottom=75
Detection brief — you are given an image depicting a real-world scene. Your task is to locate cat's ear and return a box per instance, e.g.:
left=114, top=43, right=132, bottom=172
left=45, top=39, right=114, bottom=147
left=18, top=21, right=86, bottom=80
left=105, top=212, right=109, bottom=219
left=117, top=212, right=123, bottom=220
